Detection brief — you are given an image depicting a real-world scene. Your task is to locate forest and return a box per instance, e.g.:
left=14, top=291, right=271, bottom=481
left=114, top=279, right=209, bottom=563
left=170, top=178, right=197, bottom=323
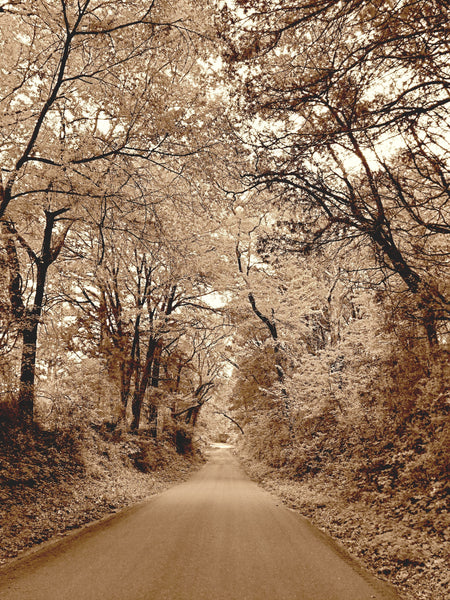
left=0, top=2, right=448, bottom=599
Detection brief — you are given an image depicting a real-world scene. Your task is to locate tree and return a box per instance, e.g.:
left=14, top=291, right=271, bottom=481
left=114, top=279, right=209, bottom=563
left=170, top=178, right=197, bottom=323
left=2, top=208, right=72, bottom=424
left=231, top=211, right=294, bottom=434
left=0, top=0, right=209, bottom=217
left=54, top=172, right=229, bottom=432
left=219, top=0, right=450, bottom=345
left=0, top=0, right=213, bottom=426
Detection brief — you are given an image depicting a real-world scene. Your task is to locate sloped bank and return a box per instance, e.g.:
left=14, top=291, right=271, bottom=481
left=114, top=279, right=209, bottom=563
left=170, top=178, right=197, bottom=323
left=0, top=424, right=202, bottom=566
left=239, top=455, right=449, bottom=600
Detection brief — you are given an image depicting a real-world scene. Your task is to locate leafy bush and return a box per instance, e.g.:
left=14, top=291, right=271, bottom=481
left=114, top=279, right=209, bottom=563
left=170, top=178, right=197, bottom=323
left=0, top=395, right=19, bottom=431
left=132, top=438, right=175, bottom=472
left=0, top=422, right=84, bottom=490
left=175, top=427, right=194, bottom=455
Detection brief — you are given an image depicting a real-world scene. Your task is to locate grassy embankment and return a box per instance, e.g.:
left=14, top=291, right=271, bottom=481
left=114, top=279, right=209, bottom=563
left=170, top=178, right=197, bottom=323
left=0, top=422, right=202, bottom=566
left=239, top=448, right=448, bottom=600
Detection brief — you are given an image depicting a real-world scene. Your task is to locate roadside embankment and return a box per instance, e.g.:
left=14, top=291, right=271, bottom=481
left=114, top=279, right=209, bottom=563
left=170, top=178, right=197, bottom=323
left=239, top=454, right=449, bottom=600
left=0, top=424, right=202, bottom=566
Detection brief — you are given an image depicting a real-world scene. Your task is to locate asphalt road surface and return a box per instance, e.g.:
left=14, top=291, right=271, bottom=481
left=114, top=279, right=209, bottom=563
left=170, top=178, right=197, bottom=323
left=0, top=445, right=400, bottom=600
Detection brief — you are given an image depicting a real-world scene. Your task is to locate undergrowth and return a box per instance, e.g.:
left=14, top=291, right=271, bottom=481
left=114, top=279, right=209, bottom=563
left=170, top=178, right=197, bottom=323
left=0, top=420, right=201, bottom=565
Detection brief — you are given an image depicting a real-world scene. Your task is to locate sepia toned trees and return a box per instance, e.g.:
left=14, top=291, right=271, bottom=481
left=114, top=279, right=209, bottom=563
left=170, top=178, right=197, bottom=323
left=0, top=0, right=218, bottom=427
left=210, top=1, right=449, bottom=502
left=0, top=8, right=448, bottom=595
left=0, top=0, right=448, bottom=516
left=219, top=0, right=449, bottom=345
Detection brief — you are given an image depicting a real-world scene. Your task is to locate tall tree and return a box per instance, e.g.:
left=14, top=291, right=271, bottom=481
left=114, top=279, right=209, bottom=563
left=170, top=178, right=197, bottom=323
left=2, top=208, right=71, bottom=424
left=0, top=0, right=213, bottom=425
left=57, top=178, right=228, bottom=431
left=219, top=0, right=450, bottom=344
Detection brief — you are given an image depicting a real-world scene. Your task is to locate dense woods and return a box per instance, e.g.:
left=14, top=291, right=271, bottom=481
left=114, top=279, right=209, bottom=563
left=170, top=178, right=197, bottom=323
left=0, top=2, right=448, bottom=598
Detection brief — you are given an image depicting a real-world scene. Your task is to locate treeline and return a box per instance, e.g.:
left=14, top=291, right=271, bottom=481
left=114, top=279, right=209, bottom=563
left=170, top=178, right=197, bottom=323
left=0, top=0, right=449, bottom=496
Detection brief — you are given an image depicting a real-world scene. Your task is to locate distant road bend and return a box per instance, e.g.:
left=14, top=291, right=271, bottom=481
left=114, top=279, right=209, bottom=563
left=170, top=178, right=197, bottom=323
left=0, top=445, right=400, bottom=600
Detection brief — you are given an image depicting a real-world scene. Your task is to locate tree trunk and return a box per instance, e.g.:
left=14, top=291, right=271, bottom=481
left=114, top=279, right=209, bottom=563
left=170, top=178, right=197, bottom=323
left=117, top=314, right=142, bottom=425
left=118, top=361, right=131, bottom=424
left=370, top=228, right=442, bottom=345
left=151, top=341, right=162, bottom=388
left=14, top=209, right=70, bottom=427
left=130, top=337, right=158, bottom=430
left=18, top=318, right=39, bottom=426
left=236, top=233, right=293, bottom=435
left=18, top=254, right=50, bottom=424
left=247, top=291, right=292, bottom=433
left=191, top=405, right=201, bottom=427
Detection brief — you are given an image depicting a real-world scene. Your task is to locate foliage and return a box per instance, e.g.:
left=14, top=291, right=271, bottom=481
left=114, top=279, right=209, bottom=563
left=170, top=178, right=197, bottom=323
left=227, top=232, right=449, bottom=600
left=0, top=0, right=226, bottom=432
left=219, top=0, right=450, bottom=344
left=0, top=3, right=448, bottom=594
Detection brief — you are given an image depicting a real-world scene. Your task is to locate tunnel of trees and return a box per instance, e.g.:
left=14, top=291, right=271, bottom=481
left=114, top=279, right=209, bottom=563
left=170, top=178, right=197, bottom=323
left=0, top=4, right=448, bottom=590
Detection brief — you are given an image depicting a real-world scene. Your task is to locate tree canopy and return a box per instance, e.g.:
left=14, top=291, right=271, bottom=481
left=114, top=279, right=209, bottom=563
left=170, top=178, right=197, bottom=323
left=0, top=3, right=448, bottom=511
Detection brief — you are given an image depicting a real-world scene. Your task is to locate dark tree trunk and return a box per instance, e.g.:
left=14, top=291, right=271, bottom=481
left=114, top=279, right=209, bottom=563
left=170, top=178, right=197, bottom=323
left=18, top=261, right=48, bottom=425
left=151, top=342, right=162, bottom=388
left=119, top=361, right=131, bottom=423
left=117, top=314, right=142, bottom=425
left=18, top=321, right=39, bottom=425
left=370, top=228, right=441, bottom=345
left=10, top=208, right=70, bottom=427
left=130, top=337, right=158, bottom=431
left=191, top=405, right=200, bottom=427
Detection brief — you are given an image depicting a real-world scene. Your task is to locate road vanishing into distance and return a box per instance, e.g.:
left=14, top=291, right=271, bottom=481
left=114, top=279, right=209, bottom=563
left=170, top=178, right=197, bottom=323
left=0, top=445, right=400, bottom=600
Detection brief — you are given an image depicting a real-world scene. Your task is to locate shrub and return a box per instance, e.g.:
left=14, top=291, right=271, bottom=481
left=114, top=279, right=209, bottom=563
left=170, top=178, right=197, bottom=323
left=175, top=425, right=194, bottom=455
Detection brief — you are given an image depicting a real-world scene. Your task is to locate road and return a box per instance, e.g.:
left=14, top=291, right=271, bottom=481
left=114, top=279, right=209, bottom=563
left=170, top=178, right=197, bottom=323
left=0, top=445, right=400, bottom=600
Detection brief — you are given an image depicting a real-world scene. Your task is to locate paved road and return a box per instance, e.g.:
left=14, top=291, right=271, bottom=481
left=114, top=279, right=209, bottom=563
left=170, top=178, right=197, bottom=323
left=0, top=445, right=400, bottom=600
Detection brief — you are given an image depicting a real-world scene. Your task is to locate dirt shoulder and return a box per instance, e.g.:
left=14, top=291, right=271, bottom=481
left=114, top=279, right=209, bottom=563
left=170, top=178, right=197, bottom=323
left=239, top=456, right=449, bottom=600
left=0, top=425, right=202, bottom=567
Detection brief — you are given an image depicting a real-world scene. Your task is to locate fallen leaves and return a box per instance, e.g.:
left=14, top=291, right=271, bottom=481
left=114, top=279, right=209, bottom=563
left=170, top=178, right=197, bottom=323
left=0, top=426, right=200, bottom=567
left=240, top=455, right=449, bottom=600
